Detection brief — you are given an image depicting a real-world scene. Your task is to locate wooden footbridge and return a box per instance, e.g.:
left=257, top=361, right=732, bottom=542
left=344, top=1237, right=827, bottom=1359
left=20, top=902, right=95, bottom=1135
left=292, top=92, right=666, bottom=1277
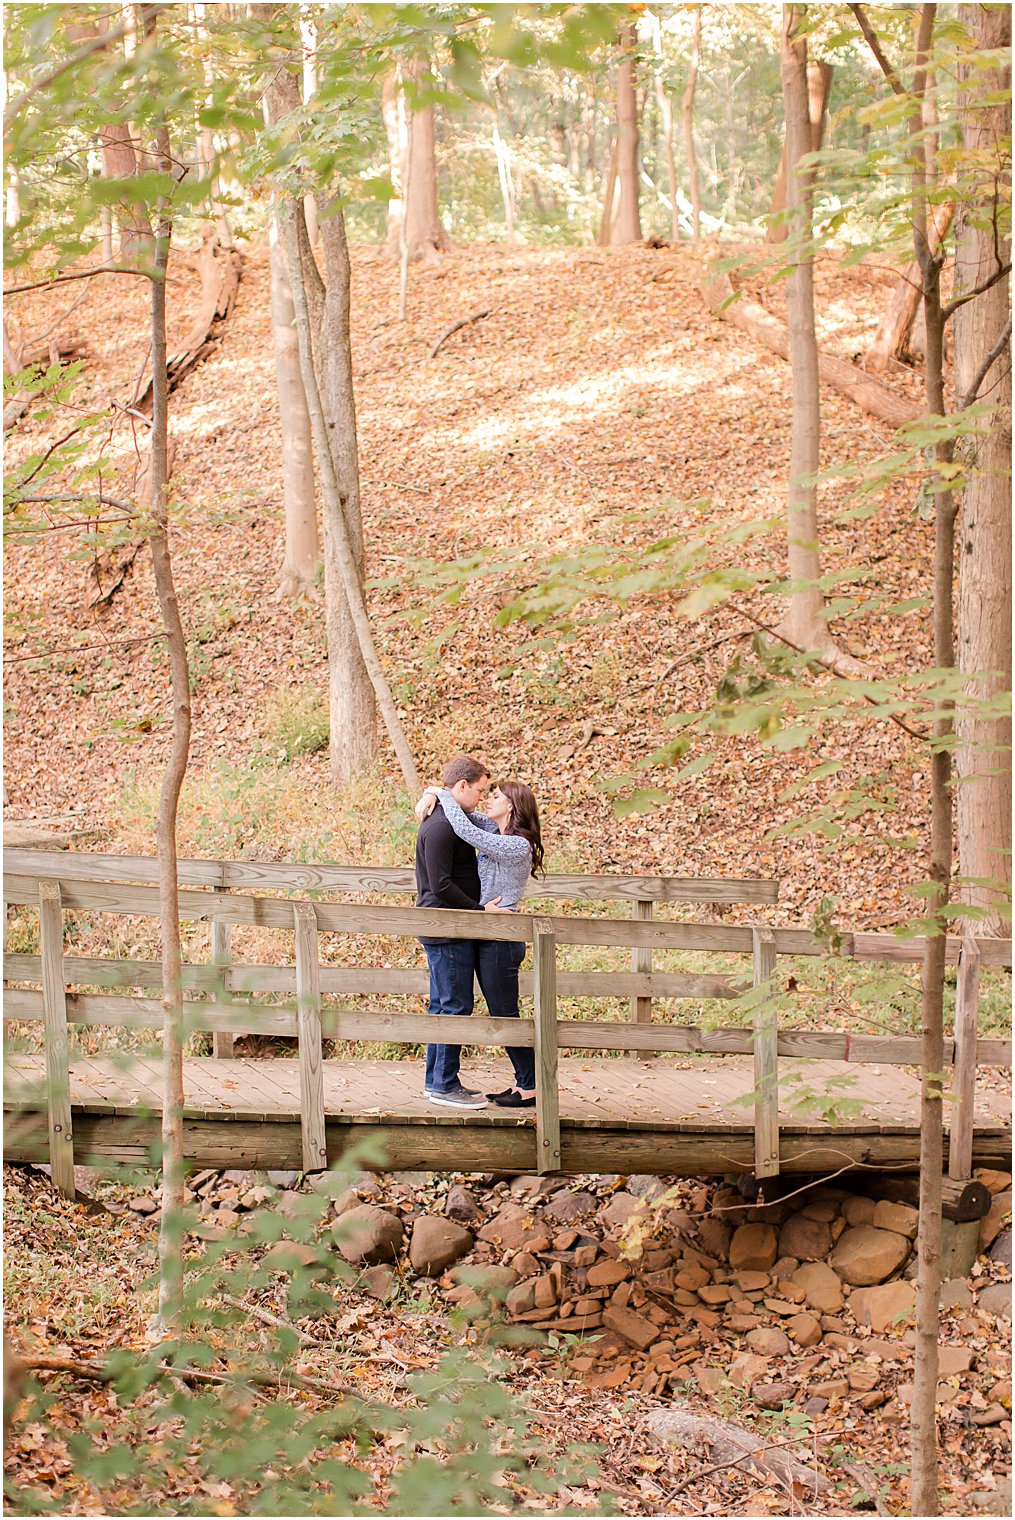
left=3, top=849, right=1011, bottom=1197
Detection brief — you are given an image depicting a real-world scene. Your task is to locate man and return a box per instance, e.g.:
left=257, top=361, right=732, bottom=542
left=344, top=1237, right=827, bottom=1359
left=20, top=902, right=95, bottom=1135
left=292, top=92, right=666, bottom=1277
left=415, top=753, right=509, bottom=1108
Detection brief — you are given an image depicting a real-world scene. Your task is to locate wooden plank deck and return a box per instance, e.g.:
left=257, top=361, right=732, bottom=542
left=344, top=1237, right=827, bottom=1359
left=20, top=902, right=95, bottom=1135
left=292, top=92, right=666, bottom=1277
left=5, top=1053, right=1011, bottom=1176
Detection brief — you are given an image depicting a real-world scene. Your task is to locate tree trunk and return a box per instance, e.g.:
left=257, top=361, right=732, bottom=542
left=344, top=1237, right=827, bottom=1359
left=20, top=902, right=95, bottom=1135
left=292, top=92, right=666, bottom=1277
left=145, top=29, right=192, bottom=1338
left=193, top=1, right=233, bottom=248
left=682, top=6, right=702, bottom=243
left=402, top=59, right=447, bottom=264
left=492, top=119, right=516, bottom=245
left=261, top=35, right=418, bottom=791
left=268, top=214, right=319, bottom=599
left=382, top=68, right=407, bottom=249
left=868, top=199, right=954, bottom=371
left=954, top=3, right=1012, bottom=937
left=299, top=4, right=319, bottom=249
left=769, top=58, right=833, bottom=243
left=779, top=6, right=828, bottom=655
left=611, top=22, right=642, bottom=244
left=909, top=13, right=948, bottom=1511
left=650, top=11, right=679, bottom=241
left=597, top=135, right=619, bottom=245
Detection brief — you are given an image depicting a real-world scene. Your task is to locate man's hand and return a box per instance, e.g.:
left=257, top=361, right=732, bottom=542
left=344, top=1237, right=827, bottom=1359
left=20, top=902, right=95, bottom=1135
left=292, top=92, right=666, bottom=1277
left=483, top=897, right=512, bottom=913
left=414, top=788, right=439, bottom=823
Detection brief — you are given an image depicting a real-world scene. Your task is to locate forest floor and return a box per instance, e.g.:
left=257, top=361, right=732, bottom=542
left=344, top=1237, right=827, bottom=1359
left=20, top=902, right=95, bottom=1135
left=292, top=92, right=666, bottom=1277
left=3, top=239, right=1011, bottom=1516
left=6, top=235, right=935, bottom=926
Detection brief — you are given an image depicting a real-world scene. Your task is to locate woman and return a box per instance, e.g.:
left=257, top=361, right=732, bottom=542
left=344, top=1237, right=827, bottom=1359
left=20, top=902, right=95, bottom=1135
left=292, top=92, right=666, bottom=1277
left=415, top=779, right=544, bottom=1107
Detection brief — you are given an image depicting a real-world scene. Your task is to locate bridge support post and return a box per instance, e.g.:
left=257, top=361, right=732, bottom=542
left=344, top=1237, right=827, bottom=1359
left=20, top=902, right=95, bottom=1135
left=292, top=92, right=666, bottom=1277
left=211, top=913, right=234, bottom=1059
left=39, top=882, right=75, bottom=1199
left=948, top=937, right=981, bottom=1183
left=632, top=899, right=654, bottom=1061
left=752, top=927, right=779, bottom=1180
left=533, top=921, right=561, bottom=1175
left=294, top=903, right=328, bottom=1174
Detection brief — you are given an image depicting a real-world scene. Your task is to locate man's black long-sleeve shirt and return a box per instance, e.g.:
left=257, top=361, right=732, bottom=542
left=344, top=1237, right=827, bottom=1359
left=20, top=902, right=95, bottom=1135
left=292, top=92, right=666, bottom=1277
left=415, top=808, right=481, bottom=917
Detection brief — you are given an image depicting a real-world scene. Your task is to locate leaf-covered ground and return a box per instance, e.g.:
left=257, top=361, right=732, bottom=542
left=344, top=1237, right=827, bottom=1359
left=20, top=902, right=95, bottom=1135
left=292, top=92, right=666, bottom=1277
left=6, top=238, right=938, bottom=927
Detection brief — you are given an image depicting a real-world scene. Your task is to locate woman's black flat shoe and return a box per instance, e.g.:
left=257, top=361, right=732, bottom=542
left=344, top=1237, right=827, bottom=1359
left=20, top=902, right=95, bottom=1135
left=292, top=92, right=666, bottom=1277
left=485, top=1088, right=516, bottom=1102
left=493, top=1090, right=536, bottom=1108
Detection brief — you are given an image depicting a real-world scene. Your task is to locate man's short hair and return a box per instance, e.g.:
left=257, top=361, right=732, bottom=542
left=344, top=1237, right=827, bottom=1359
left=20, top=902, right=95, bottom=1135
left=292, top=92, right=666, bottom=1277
left=442, top=754, right=490, bottom=788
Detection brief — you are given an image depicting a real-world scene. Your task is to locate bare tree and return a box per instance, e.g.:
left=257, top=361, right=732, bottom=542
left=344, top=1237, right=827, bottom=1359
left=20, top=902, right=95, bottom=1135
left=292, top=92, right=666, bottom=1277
left=402, top=56, right=447, bottom=263
left=954, top=3, right=1012, bottom=937
left=682, top=6, right=702, bottom=243
left=649, top=11, right=679, bottom=241
left=268, top=213, right=319, bottom=599
left=769, top=56, right=833, bottom=244
left=262, top=30, right=419, bottom=791
left=600, top=22, right=642, bottom=245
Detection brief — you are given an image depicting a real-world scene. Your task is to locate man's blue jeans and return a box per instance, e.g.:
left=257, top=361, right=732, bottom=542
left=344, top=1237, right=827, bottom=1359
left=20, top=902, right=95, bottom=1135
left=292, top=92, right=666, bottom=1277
left=423, top=940, right=477, bottom=1093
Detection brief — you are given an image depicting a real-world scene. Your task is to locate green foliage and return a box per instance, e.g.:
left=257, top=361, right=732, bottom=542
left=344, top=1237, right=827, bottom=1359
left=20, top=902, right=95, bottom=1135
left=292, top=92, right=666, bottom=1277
left=260, top=687, right=331, bottom=764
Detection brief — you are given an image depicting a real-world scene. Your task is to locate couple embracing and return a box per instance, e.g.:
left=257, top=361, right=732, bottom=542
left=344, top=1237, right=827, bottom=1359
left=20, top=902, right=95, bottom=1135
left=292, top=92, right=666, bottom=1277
left=414, top=753, right=544, bottom=1111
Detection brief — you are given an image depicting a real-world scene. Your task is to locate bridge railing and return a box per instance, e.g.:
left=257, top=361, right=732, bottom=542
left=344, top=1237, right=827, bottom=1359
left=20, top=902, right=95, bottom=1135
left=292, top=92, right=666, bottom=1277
left=3, top=851, right=1011, bottom=1196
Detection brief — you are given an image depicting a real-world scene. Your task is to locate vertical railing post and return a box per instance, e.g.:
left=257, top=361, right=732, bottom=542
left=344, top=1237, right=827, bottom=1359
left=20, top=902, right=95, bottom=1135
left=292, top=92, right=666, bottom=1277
left=211, top=914, right=234, bottom=1059
left=533, top=920, right=561, bottom=1175
left=631, top=898, right=654, bottom=1061
left=39, top=882, right=75, bottom=1199
left=752, top=927, right=779, bottom=1180
left=948, top=936, right=981, bottom=1182
left=293, top=902, right=328, bottom=1174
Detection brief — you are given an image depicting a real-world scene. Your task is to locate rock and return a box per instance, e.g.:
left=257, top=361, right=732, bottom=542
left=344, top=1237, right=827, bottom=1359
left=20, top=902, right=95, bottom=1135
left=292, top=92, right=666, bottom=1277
left=477, top=1204, right=551, bottom=1253
left=265, top=1170, right=300, bottom=1188
left=770, top=1256, right=799, bottom=1280
left=849, top=1281, right=916, bottom=1333
left=697, top=1218, right=731, bottom=1258
left=332, top=1204, right=404, bottom=1265
left=602, top=1305, right=659, bottom=1351
left=262, top=1241, right=319, bottom=1270
left=332, top=1188, right=362, bottom=1218
left=872, top=1200, right=919, bottom=1239
left=988, top=1226, right=1012, bottom=1268
left=445, top=1185, right=479, bottom=1224
left=597, top=1192, right=642, bottom=1232
left=971, top=1405, right=1008, bottom=1427
left=360, top=1265, right=396, bottom=1301
left=698, top=1284, right=733, bottom=1306
left=729, top=1223, right=778, bottom=1272
left=675, top=1263, right=710, bottom=1291
left=937, top=1344, right=973, bottom=1377
left=785, top=1313, right=822, bottom=1347
left=587, top=1259, right=630, bottom=1288
left=453, top=1263, right=518, bottom=1294
left=506, top=1281, right=537, bottom=1317
left=764, top=1298, right=800, bottom=1317
left=800, top=1200, right=839, bottom=1222
left=512, top=1251, right=539, bottom=1278
left=847, top=1367, right=880, bottom=1393
left=409, top=1215, right=473, bottom=1276
left=979, top=1190, right=1012, bottom=1251
left=127, top=1195, right=158, bottom=1215
left=752, top=1380, right=796, bottom=1409
left=791, top=1262, right=843, bottom=1314
left=773, top=1280, right=806, bottom=1304
left=812, top=1378, right=849, bottom=1399
left=733, top=1270, right=771, bottom=1292
left=510, top=1175, right=559, bottom=1202
left=746, top=1327, right=790, bottom=1356
left=969, top=1477, right=1013, bottom=1515
left=729, top=1353, right=770, bottom=1391
left=628, top=1175, right=667, bottom=1201
left=778, top=1214, right=832, bottom=1261
left=977, top=1283, right=1013, bottom=1320
left=543, top=1190, right=597, bottom=1224
left=842, top=1195, right=877, bottom=1227
left=830, top=1226, right=910, bottom=1286
left=974, top=1170, right=1013, bottom=1196
left=939, top=1278, right=975, bottom=1312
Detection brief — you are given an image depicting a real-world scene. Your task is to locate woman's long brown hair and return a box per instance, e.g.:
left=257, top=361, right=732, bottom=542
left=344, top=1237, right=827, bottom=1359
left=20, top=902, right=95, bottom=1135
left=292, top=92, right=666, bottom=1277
left=498, top=780, right=545, bottom=876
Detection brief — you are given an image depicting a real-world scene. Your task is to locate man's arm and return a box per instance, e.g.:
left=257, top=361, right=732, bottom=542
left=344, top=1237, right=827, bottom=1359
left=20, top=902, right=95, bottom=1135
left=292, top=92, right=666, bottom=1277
left=420, top=818, right=480, bottom=910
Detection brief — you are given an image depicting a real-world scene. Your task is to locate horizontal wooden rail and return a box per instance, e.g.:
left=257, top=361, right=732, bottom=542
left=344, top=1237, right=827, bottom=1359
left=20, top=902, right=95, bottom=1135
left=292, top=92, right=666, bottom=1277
left=2, top=954, right=746, bottom=1002
left=4, top=987, right=1011, bottom=1065
left=3, top=849, right=780, bottom=905
left=4, top=873, right=1012, bottom=965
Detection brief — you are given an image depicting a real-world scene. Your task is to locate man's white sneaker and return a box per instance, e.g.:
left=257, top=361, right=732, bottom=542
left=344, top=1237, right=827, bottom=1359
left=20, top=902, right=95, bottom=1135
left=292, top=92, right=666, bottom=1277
left=428, top=1085, right=488, bottom=1109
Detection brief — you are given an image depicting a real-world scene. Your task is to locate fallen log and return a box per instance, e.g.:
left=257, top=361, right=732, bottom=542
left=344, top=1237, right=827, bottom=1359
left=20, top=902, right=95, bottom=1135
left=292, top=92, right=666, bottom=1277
left=134, top=236, right=242, bottom=415
left=702, top=270, right=923, bottom=431
left=647, top=1406, right=833, bottom=1499
left=867, top=200, right=954, bottom=373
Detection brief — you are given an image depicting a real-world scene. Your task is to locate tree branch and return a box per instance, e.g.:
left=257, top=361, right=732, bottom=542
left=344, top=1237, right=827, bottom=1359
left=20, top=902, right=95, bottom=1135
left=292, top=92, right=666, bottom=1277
left=847, top=4, right=906, bottom=96
left=958, top=314, right=1012, bottom=411
left=4, top=263, right=151, bottom=296
left=942, top=260, right=1012, bottom=322
left=4, top=19, right=132, bottom=137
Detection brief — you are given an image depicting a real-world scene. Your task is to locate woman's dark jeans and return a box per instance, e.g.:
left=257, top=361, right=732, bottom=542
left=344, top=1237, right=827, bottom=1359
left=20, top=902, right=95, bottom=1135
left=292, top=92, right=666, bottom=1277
left=475, top=939, right=535, bottom=1091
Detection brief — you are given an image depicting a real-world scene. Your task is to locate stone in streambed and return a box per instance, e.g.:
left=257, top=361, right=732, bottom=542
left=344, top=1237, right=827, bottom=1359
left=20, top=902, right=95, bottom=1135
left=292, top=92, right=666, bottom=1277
left=445, top=1185, right=479, bottom=1224
left=830, top=1226, right=910, bottom=1286
left=778, top=1214, right=832, bottom=1262
left=409, top=1214, right=473, bottom=1276
left=729, top=1223, right=778, bottom=1272
left=332, top=1204, right=404, bottom=1265
left=791, top=1261, right=844, bottom=1314
left=872, top=1200, right=919, bottom=1239
left=849, top=1281, right=916, bottom=1333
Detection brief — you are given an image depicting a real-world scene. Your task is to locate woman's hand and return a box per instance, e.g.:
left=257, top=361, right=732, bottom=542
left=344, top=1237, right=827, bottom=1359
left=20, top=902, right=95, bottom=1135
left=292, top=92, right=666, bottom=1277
left=414, top=788, right=439, bottom=823
left=483, top=897, right=511, bottom=913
